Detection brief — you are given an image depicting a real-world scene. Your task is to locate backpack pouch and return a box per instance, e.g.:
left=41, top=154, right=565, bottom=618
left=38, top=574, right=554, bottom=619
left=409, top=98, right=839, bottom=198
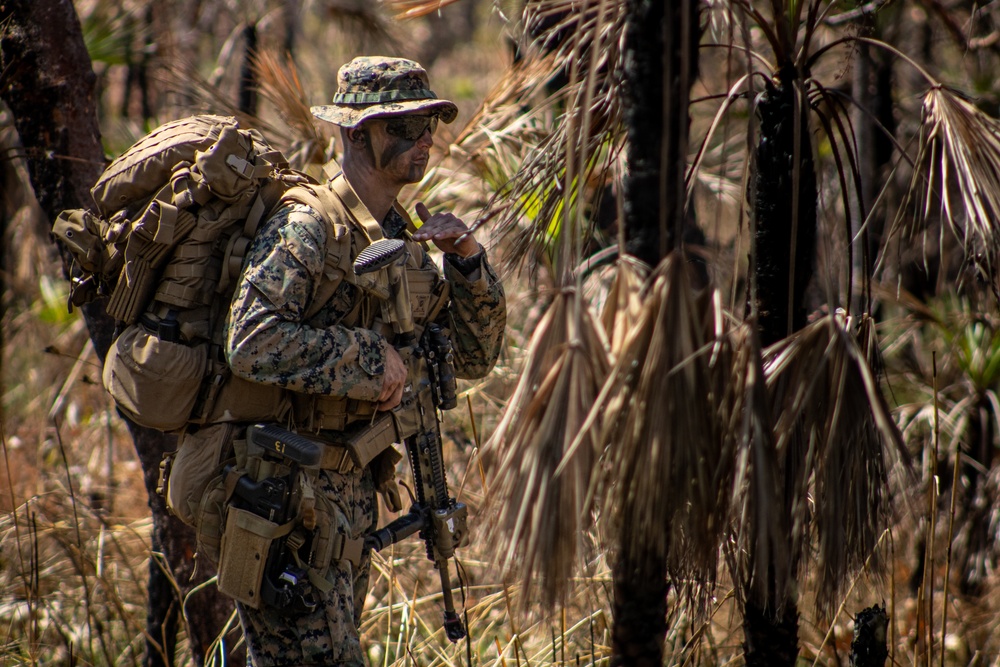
left=103, top=323, right=208, bottom=431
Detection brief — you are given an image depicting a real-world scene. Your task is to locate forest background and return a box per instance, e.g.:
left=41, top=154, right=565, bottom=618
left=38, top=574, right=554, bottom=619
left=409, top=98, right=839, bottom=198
left=6, top=1, right=1000, bottom=666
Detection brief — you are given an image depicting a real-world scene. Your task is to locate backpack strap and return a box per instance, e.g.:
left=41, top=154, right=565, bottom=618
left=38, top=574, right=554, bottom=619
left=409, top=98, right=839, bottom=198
left=283, top=178, right=397, bottom=323
left=330, top=175, right=384, bottom=242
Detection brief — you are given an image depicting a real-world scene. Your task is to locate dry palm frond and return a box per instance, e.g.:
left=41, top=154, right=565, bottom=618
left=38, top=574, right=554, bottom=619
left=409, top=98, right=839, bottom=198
left=761, top=312, right=906, bottom=613
left=386, top=0, right=465, bottom=20
left=252, top=49, right=335, bottom=169
left=482, top=289, right=610, bottom=613
left=429, top=0, right=626, bottom=277
left=889, top=87, right=1000, bottom=283
left=598, top=253, right=740, bottom=602
left=600, top=255, right=651, bottom=360
left=728, top=321, right=791, bottom=610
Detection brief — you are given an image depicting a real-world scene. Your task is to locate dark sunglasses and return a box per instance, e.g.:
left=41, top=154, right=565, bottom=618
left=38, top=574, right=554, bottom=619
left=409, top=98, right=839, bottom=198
left=383, top=115, right=438, bottom=141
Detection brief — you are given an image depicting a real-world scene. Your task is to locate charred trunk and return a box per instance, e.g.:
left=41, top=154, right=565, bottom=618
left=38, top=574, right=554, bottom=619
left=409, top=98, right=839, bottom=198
left=747, top=64, right=817, bottom=347
left=849, top=604, right=889, bottom=667
left=0, top=1, right=237, bottom=664
left=238, top=23, right=258, bottom=115
left=612, top=539, right=669, bottom=667
left=621, top=0, right=700, bottom=269
left=743, top=598, right=799, bottom=667
left=613, top=1, right=700, bottom=664
left=742, top=63, right=818, bottom=665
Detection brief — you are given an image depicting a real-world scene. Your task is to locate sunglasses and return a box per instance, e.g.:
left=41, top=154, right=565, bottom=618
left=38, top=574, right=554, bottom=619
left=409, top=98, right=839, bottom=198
left=383, top=115, right=438, bottom=141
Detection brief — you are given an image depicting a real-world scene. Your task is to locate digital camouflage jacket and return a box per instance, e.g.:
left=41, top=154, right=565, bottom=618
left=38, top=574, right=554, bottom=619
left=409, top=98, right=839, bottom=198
left=224, top=179, right=506, bottom=413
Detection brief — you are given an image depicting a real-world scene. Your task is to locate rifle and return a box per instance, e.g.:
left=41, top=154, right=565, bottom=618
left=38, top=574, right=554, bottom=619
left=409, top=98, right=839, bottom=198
left=353, top=239, right=470, bottom=642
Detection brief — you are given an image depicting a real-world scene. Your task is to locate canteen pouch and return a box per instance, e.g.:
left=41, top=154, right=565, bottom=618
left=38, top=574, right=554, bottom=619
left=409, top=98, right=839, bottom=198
left=217, top=507, right=284, bottom=609
left=164, top=423, right=236, bottom=527
left=103, top=323, right=208, bottom=432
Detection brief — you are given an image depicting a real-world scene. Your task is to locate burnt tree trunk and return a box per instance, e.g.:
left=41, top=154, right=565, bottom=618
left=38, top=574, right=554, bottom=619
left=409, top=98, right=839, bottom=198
left=747, top=64, right=817, bottom=348
left=613, top=1, right=700, bottom=665
left=0, top=1, right=237, bottom=665
left=742, top=64, right=818, bottom=667
left=238, top=22, right=258, bottom=115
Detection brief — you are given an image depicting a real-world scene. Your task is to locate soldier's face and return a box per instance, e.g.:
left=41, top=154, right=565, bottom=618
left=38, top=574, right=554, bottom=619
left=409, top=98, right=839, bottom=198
left=364, top=115, right=436, bottom=184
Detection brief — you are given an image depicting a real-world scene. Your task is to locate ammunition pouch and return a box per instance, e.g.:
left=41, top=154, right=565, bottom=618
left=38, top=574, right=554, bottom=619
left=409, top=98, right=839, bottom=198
left=290, top=394, right=378, bottom=432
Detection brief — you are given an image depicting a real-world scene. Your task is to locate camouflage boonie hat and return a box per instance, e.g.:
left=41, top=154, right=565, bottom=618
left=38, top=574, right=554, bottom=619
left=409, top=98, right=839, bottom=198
left=311, top=56, right=458, bottom=128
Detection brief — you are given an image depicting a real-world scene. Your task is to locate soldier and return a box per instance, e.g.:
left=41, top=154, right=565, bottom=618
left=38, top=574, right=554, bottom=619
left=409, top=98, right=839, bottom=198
left=224, top=56, right=506, bottom=666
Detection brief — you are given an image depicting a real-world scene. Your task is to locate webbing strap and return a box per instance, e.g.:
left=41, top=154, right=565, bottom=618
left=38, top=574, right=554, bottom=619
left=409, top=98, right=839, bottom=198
left=162, top=263, right=212, bottom=279
left=171, top=242, right=214, bottom=259
left=157, top=282, right=208, bottom=305
left=330, top=532, right=364, bottom=567
left=331, top=175, right=384, bottom=242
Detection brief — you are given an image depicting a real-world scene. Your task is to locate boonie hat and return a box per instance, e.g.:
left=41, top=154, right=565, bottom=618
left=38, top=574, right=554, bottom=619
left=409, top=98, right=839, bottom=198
left=311, top=56, right=458, bottom=128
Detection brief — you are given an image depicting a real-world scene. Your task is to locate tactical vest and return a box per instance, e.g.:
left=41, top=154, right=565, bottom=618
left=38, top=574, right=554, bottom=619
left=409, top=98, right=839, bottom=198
left=201, top=175, right=450, bottom=432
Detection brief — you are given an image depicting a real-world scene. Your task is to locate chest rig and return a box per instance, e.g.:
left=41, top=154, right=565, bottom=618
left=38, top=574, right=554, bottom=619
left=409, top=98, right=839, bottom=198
left=201, top=175, right=449, bottom=431
left=281, top=175, right=450, bottom=433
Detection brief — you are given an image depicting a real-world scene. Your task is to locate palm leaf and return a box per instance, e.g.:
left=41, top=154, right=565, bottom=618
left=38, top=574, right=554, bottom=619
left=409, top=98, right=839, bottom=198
left=252, top=49, right=335, bottom=170
left=761, top=312, right=906, bottom=612
left=597, top=253, right=739, bottom=601
left=600, top=255, right=651, bottom=359
left=729, top=322, right=791, bottom=609
left=482, top=289, right=610, bottom=612
left=427, top=0, right=626, bottom=277
left=890, top=87, right=1000, bottom=283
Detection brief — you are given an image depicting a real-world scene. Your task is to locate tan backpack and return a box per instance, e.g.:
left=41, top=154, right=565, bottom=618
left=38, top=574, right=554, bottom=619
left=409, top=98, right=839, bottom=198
left=54, top=115, right=313, bottom=431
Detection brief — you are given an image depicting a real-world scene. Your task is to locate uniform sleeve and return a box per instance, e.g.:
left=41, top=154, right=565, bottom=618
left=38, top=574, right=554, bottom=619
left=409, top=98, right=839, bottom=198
left=225, top=204, right=389, bottom=401
left=440, top=249, right=506, bottom=380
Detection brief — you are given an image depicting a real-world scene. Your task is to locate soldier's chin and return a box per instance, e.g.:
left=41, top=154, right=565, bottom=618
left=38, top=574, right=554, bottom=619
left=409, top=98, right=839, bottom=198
left=407, top=164, right=428, bottom=183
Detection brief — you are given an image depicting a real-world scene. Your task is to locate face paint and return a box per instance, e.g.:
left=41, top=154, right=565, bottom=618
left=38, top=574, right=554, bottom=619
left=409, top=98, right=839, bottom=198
left=379, top=135, right=416, bottom=173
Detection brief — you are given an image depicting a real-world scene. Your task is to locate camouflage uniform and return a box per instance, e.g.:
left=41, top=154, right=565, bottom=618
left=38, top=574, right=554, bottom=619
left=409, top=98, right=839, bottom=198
left=224, top=56, right=505, bottom=664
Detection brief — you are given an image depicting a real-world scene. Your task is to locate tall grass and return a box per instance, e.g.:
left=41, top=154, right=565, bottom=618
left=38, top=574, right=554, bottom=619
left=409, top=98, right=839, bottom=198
left=5, top=267, right=1000, bottom=666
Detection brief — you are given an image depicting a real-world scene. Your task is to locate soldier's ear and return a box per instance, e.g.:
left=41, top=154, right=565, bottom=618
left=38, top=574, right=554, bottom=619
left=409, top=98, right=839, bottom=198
left=346, top=125, right=367, bottom=146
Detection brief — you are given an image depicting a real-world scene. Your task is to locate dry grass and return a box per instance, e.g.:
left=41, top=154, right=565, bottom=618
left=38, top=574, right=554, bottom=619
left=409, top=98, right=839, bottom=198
left=7, top=2, right=1000, bottom=666
left=8, top=217, right=1000, bottom=667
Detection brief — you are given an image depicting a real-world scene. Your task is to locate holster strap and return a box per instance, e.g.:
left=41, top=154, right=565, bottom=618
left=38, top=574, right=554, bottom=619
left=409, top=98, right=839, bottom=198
left=331, top=532, right=364, bottom=567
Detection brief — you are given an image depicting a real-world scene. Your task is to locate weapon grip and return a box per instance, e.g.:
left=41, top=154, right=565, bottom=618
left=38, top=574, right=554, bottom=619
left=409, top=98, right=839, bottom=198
left=248, top=423, right=321, bottom=467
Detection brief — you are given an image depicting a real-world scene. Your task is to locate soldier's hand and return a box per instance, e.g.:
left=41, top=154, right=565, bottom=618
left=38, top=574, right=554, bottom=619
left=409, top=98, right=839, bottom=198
left=413, top=202, right=479, bottom=258
left=378, top=345, right=407, bottom=411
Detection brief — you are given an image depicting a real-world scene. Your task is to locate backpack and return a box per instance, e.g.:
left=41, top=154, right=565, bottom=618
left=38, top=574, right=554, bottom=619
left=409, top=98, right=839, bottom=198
left=54, top=115, right=315, bottom=431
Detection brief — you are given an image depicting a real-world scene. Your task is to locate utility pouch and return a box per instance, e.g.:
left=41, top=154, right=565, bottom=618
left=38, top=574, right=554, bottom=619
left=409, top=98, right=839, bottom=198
left=217, top=507, right=294, bottom=608
left=165, top=423, right=237, bottom=526
left=216, top=424, right=325, bottom=612
left=103, top=323, right=208, bottom=432
left=321, top=411, right=399, bottom=470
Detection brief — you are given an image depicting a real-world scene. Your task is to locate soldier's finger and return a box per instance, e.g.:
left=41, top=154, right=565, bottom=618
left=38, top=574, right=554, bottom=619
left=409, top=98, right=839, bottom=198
left=415, top=202, right=432, bottom=222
